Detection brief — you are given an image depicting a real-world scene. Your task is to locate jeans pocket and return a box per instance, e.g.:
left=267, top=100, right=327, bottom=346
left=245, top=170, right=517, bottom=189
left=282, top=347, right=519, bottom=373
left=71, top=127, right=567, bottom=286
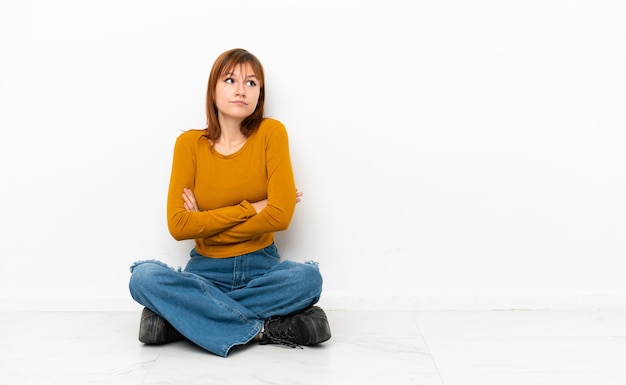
left=259, top=243, right=280, bottom=261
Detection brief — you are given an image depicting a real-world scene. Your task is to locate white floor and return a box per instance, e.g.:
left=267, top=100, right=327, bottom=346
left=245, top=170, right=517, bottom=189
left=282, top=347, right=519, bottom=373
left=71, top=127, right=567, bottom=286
left=1, top=309, right=626, bottom=384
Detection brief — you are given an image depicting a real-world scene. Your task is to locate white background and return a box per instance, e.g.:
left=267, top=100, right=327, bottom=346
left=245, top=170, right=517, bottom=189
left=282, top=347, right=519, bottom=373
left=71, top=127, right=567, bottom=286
left=1, top=0, right=624, bottom=311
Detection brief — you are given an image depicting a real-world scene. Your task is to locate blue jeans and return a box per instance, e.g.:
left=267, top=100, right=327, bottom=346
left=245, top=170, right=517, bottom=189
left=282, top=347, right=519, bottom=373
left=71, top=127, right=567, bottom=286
left=128, top=243, right=322, bottom=357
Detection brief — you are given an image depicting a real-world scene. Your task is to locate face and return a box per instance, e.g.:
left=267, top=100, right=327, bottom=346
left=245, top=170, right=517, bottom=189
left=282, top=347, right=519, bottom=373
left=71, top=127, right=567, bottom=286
left=214, top=63, right=261, bottom=123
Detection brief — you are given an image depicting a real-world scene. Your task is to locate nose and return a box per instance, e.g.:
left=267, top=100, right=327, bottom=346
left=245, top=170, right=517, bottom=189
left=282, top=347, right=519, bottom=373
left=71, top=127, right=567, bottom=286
left=235, top=82, right=246, bottom=97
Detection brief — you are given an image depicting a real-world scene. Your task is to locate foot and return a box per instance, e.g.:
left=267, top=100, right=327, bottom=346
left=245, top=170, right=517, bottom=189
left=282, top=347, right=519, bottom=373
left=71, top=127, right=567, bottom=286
left=138, top=307, right=185, bottom=344
left=260, top=306, right=331, bottom=348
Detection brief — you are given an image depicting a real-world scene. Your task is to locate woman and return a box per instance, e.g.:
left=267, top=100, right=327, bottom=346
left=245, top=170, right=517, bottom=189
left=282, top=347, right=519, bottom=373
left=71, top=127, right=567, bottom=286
left=129, top=48, right=331, bottom=357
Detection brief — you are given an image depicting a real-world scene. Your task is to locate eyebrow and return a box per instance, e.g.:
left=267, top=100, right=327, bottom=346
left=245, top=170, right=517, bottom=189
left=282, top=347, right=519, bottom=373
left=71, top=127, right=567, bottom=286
left=224, top=71, right=257, bottom=78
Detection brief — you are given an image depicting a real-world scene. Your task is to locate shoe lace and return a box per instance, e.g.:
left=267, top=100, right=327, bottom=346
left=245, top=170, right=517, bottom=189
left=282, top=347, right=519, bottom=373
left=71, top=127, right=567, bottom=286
left=262, top=318, right=304, bottom=349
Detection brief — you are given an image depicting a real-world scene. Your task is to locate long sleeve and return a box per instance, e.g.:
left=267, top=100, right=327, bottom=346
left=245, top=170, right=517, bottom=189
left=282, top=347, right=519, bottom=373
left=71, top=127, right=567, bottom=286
left=166, top=130, right=257, bottom=241
left=165, top=119, right=296, bottom=258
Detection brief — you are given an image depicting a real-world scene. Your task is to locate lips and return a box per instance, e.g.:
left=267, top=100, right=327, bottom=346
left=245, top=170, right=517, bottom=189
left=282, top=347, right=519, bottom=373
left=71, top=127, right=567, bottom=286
left=231, top=100, right=248, bottom=106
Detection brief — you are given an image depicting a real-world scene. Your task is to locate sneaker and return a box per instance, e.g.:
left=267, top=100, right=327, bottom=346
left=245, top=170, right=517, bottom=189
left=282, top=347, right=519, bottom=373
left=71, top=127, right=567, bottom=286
left=138, top=307, right=184, bottom=344
left=260, top=306, right=331, bottom=348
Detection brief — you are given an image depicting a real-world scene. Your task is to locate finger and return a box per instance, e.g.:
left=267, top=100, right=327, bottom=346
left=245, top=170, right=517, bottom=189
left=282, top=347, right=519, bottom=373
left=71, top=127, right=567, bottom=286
left=183, top=197, right=194, bottom=212
left=184, top=202, right=199, bottom=212
left=184, top=188, right=197, bottom=204
left=182, top=189, right=199, bottom=211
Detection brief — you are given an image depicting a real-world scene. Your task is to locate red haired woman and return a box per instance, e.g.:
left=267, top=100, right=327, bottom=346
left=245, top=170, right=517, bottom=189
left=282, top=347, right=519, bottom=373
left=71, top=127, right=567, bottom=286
left=129, top=48, right=331, bottom=357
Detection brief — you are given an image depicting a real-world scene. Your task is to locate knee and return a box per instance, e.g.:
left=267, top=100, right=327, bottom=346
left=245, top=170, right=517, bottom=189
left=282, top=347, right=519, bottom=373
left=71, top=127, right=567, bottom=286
left=308, top=263, right=323, bottom=291
left=295, top=261, right=324, bottom=295
left=128, top=260, right=175, bottom=295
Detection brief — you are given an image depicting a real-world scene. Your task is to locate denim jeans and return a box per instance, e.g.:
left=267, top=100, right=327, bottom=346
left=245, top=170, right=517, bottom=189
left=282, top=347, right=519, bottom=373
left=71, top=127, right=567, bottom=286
left=128, top=243, right=322, bottom=357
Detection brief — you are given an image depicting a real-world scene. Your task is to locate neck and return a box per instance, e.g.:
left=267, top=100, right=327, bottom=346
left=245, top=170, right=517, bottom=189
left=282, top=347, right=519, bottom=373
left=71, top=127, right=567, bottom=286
left=212, top=125, right=247, bottom=156
left=219, top=125, right=245, bottom=144
left=217, top=115, right=245, bottom=143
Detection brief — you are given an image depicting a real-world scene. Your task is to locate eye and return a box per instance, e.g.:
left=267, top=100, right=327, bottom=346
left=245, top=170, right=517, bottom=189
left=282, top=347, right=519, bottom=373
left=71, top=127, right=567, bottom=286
left=224, top=77, right=234, bottom=84
left=246, top=80, right=257, bottom=87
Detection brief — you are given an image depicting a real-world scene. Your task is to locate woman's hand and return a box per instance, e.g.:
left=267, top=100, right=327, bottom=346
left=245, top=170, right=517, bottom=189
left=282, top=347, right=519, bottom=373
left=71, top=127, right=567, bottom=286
left=253, top=189, right=302, bottom=213
left=182, top=188, right=200, bottom=212
left=251, top=198, right=268, bottom=213
left=183, top=188, right=303, bottom=213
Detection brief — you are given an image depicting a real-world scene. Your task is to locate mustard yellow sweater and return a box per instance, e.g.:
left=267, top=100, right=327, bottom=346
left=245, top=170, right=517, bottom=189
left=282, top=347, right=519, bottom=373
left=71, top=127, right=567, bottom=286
left=166, top=118, right=296, bottom=258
